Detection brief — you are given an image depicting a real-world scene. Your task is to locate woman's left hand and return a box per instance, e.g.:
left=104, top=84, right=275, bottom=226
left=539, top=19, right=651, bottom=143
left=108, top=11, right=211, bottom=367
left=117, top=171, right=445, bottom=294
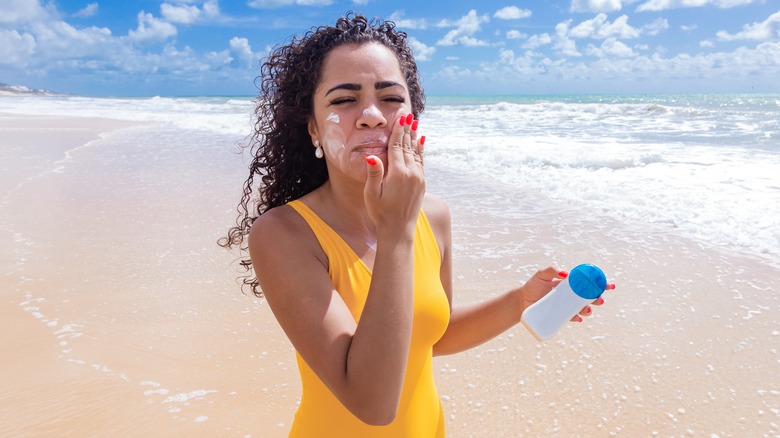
left=518, top=267, right=616, bottom=322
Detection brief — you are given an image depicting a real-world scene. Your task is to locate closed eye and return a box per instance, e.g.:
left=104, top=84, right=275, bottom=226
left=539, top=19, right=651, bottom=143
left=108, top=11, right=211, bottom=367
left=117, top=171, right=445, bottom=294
left=383, top=96, right=406, bottom=103
left=330, top=97, right=356, bottom=105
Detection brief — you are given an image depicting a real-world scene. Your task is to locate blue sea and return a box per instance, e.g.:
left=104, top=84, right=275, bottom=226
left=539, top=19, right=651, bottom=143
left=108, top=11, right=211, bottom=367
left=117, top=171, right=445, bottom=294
left=2, top=93, right=778, bottom=267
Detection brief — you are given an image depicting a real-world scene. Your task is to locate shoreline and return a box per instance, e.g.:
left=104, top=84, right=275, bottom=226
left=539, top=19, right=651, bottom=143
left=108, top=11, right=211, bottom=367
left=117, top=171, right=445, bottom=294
left=1, top=113, right=778, bottom=436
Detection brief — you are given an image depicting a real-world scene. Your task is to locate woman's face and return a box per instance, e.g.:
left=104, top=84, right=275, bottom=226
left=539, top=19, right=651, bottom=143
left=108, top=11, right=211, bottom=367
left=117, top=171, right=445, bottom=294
left=308, top=42, right=412, bottom=182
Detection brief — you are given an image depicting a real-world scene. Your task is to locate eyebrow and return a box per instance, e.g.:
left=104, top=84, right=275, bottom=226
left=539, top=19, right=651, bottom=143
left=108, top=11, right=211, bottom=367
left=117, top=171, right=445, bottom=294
left=324, top=81, right=405, bottom=96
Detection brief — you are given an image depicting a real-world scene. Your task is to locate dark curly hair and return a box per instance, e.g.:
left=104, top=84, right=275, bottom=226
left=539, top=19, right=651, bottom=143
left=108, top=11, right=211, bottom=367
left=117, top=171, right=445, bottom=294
left=219, top=12, right=426, bottom=297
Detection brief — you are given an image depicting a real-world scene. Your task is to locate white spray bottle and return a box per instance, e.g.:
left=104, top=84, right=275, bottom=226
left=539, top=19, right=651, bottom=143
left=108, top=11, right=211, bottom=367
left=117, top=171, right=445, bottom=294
left=521, top=264, right=607, bottom=341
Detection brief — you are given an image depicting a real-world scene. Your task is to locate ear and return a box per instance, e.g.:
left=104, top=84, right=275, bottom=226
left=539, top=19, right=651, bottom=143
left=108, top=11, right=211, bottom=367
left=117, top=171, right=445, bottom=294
left=307, top=118, right=319, bottom=146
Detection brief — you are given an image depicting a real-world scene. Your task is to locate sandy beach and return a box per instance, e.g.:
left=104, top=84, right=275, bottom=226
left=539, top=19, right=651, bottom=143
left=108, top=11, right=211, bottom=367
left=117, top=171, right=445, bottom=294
left=1, top=111, right=778, bottom=437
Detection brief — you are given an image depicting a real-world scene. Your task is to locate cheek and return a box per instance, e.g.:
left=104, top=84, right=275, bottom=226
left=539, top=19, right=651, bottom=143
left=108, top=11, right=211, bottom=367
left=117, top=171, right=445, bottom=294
left=320, top=125, right=348, bottom=159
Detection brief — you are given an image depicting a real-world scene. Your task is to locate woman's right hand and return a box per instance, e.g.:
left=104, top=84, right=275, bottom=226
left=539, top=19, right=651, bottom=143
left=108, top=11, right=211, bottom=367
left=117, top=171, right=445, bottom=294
left=363, top=114, right=426, bottom=237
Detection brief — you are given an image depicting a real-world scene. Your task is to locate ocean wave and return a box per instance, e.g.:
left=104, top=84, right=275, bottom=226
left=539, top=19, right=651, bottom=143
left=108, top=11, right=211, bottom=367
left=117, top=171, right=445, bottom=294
left=3, top=93, right=778, bottom=265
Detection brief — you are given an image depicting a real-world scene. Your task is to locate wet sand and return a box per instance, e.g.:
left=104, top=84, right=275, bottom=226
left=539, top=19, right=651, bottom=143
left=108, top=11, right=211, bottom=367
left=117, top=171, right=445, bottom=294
left=1, top=113, right=778, bottom=437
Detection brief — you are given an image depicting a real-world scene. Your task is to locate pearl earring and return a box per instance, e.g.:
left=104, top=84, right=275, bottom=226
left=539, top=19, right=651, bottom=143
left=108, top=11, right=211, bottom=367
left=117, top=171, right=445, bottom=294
left=314, top=140, right=324, bottom=159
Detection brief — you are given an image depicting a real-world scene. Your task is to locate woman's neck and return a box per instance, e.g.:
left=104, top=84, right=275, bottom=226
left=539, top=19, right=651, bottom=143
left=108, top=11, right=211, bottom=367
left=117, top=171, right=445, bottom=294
left=311, top=179, right=376, bottom=238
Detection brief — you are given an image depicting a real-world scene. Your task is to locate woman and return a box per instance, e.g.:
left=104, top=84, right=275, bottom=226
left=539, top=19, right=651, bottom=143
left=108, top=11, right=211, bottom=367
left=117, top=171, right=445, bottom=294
left=221, top=13, right=612, bottom=437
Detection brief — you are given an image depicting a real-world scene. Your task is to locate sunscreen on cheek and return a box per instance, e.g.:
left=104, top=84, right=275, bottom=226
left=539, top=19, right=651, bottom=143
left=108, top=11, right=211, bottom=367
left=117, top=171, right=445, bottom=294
left=327, top=112, right=340, bottom=124
left=321, top=126, right=348, bottom=163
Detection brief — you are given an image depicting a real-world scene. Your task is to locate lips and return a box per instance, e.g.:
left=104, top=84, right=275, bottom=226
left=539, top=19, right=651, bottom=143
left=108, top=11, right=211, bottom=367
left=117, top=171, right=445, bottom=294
left=352, top=132, right=389, bottom=155
left=354, top=145, right=387, bottom=155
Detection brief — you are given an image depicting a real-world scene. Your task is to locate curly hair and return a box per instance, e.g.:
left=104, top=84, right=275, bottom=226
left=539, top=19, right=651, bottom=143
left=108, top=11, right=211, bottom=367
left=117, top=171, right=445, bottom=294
left=219, top=12, right=426, bottom=297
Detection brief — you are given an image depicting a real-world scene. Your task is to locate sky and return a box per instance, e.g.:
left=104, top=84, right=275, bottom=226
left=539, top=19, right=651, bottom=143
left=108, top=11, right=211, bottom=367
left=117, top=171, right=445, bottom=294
left=1, top=0, right=779, bottom=96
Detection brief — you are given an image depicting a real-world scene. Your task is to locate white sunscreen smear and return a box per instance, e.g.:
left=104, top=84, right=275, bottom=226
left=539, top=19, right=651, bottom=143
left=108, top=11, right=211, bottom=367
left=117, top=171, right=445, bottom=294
left=327, top=112, right=340, bottom=123
left=363, top=107, right=381, bottom=118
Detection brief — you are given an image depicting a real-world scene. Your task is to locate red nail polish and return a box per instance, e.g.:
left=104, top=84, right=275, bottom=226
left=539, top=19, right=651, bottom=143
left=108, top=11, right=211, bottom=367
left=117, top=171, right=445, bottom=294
left=585, top=306, right=592, bottom=315
left=597, top=297, right=605, bottom=305
left=607, top=283, right=616, bottom=290
left=419, top=136, right=426, bottom=146
left=399, top=115, right=406, bottom=126
left=366, top=156, right=377, bottom=166
left=411, top=120, right=419, bottom=131
left=558, top=271, right=568, bottom=278
left=406, top=114, right=414, bottom=125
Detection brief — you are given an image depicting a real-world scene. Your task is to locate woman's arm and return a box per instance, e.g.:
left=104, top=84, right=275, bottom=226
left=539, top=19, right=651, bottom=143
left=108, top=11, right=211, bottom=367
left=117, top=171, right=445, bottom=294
left=250, top=207, right=416, bottom=425
left=433, top=269, right=566, bottom=356
left=425, top=196, right=596, bottom=356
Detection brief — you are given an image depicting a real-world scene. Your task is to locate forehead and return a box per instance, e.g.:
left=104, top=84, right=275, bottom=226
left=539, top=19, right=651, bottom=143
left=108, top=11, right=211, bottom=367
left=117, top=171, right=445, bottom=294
left=318, top=43, right=405, bottom=90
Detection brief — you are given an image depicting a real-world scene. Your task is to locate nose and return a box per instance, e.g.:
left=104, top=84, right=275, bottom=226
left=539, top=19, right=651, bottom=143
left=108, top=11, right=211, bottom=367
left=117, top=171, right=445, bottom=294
left=356, top=105, right=387, bottom=129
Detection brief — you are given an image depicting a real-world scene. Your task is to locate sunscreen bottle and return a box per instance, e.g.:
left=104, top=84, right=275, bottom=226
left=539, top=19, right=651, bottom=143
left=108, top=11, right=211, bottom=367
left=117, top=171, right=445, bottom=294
left=521, top=264, right=607, bottom=341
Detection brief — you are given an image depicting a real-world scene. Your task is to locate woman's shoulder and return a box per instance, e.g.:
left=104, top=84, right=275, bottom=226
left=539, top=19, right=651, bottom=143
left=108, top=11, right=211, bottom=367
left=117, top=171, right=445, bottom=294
left=422, top=193, right=451, bottom=224
left=422, top=193, right=451, bottom=246
left=248, top=203, right=309, bottom=252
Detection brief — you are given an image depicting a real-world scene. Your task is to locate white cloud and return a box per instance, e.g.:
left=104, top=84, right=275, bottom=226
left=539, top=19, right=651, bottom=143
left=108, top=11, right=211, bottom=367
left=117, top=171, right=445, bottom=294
left=644, top=17, right=670, bottom=36
left=0, top=29, right=37, bottom=66
left=436, top=10, right=491, bottom=47
left=554, top=20, right=582, bottom=56
left=569, top=14, right=642, bottom=39
left=0, top=0, right=50, bottom=23
left=494, top=6, right=532, bottom=20
left=570, top=0, right=623, bottom=13
left=716, top=10, right=780, bottom=41
left=202, top=0, right=220, bottom=17
left=523, top=33, right=552, bottom=49
left=681, top=24, right=698, bottom=32
left=506, top=30, right=527, bottom=39
left=408, top=36, right=435, bottom=61
left=700, top=39, right=715, bottom=47
left=431, top=64, right=474, bottom=84
left=388, top=11, right=427, bottom=30
left=229, top=36, right=254, bottom=63
left=460, top=36, right=491, bottom=47
left=128, top=12, right=177, bottom=43
left=497, top=48, right=565, bottom=76
left=247, top=0, right=332, bottom=7
left=161, top=1, right=220, bottom=24
left=247, top=0, right=292, bottom=6
left=0, top=0, right=283, bottom=94
left=74, top=3, right=98, bottom=18
left=636, top=0, right=761, bottom=12
left=486, top=37, right=780, bottom=90
left=297, top=0, right=333, bottom=5
left=586, top=36, right=636, bottom=57
left=161, top=3, right=200, bottom=24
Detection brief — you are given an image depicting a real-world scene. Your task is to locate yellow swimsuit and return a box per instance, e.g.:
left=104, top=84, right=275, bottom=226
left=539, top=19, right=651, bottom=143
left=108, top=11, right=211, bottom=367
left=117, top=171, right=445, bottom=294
left=287, top=200, right=450, bottom=437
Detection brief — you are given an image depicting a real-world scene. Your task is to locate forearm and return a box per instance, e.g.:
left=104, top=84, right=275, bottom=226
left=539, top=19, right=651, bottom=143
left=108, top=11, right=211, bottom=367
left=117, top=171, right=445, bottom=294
left=433, top=286, right=524, bottom=356
left=343, top=234, right=415, bottom=422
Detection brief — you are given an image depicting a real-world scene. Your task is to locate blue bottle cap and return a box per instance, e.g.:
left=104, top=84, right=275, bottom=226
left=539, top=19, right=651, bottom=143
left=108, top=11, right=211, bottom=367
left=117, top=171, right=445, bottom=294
left=568, top=264, right=607, bottom=300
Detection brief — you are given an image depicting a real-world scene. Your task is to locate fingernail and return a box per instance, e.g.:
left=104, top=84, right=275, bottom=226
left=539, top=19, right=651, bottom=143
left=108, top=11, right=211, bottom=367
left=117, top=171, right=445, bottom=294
left=419, top=136, right=426, bottom=146
left=558, top=271, right=568, bottom=278
left=411, top=120, right=419, bottom=131
left=399, top=115, right=406, bottom=126
left=597, top=297, right=605, bottom=305
left=584, top=306, right=592, bottom=315
left=405, top=114, right=413, bottom=125
left=366, top=156, right=377, bottom=166
left=575, top=315, right=583, bottom=323
left=607, top=283, right=616, bottom=290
